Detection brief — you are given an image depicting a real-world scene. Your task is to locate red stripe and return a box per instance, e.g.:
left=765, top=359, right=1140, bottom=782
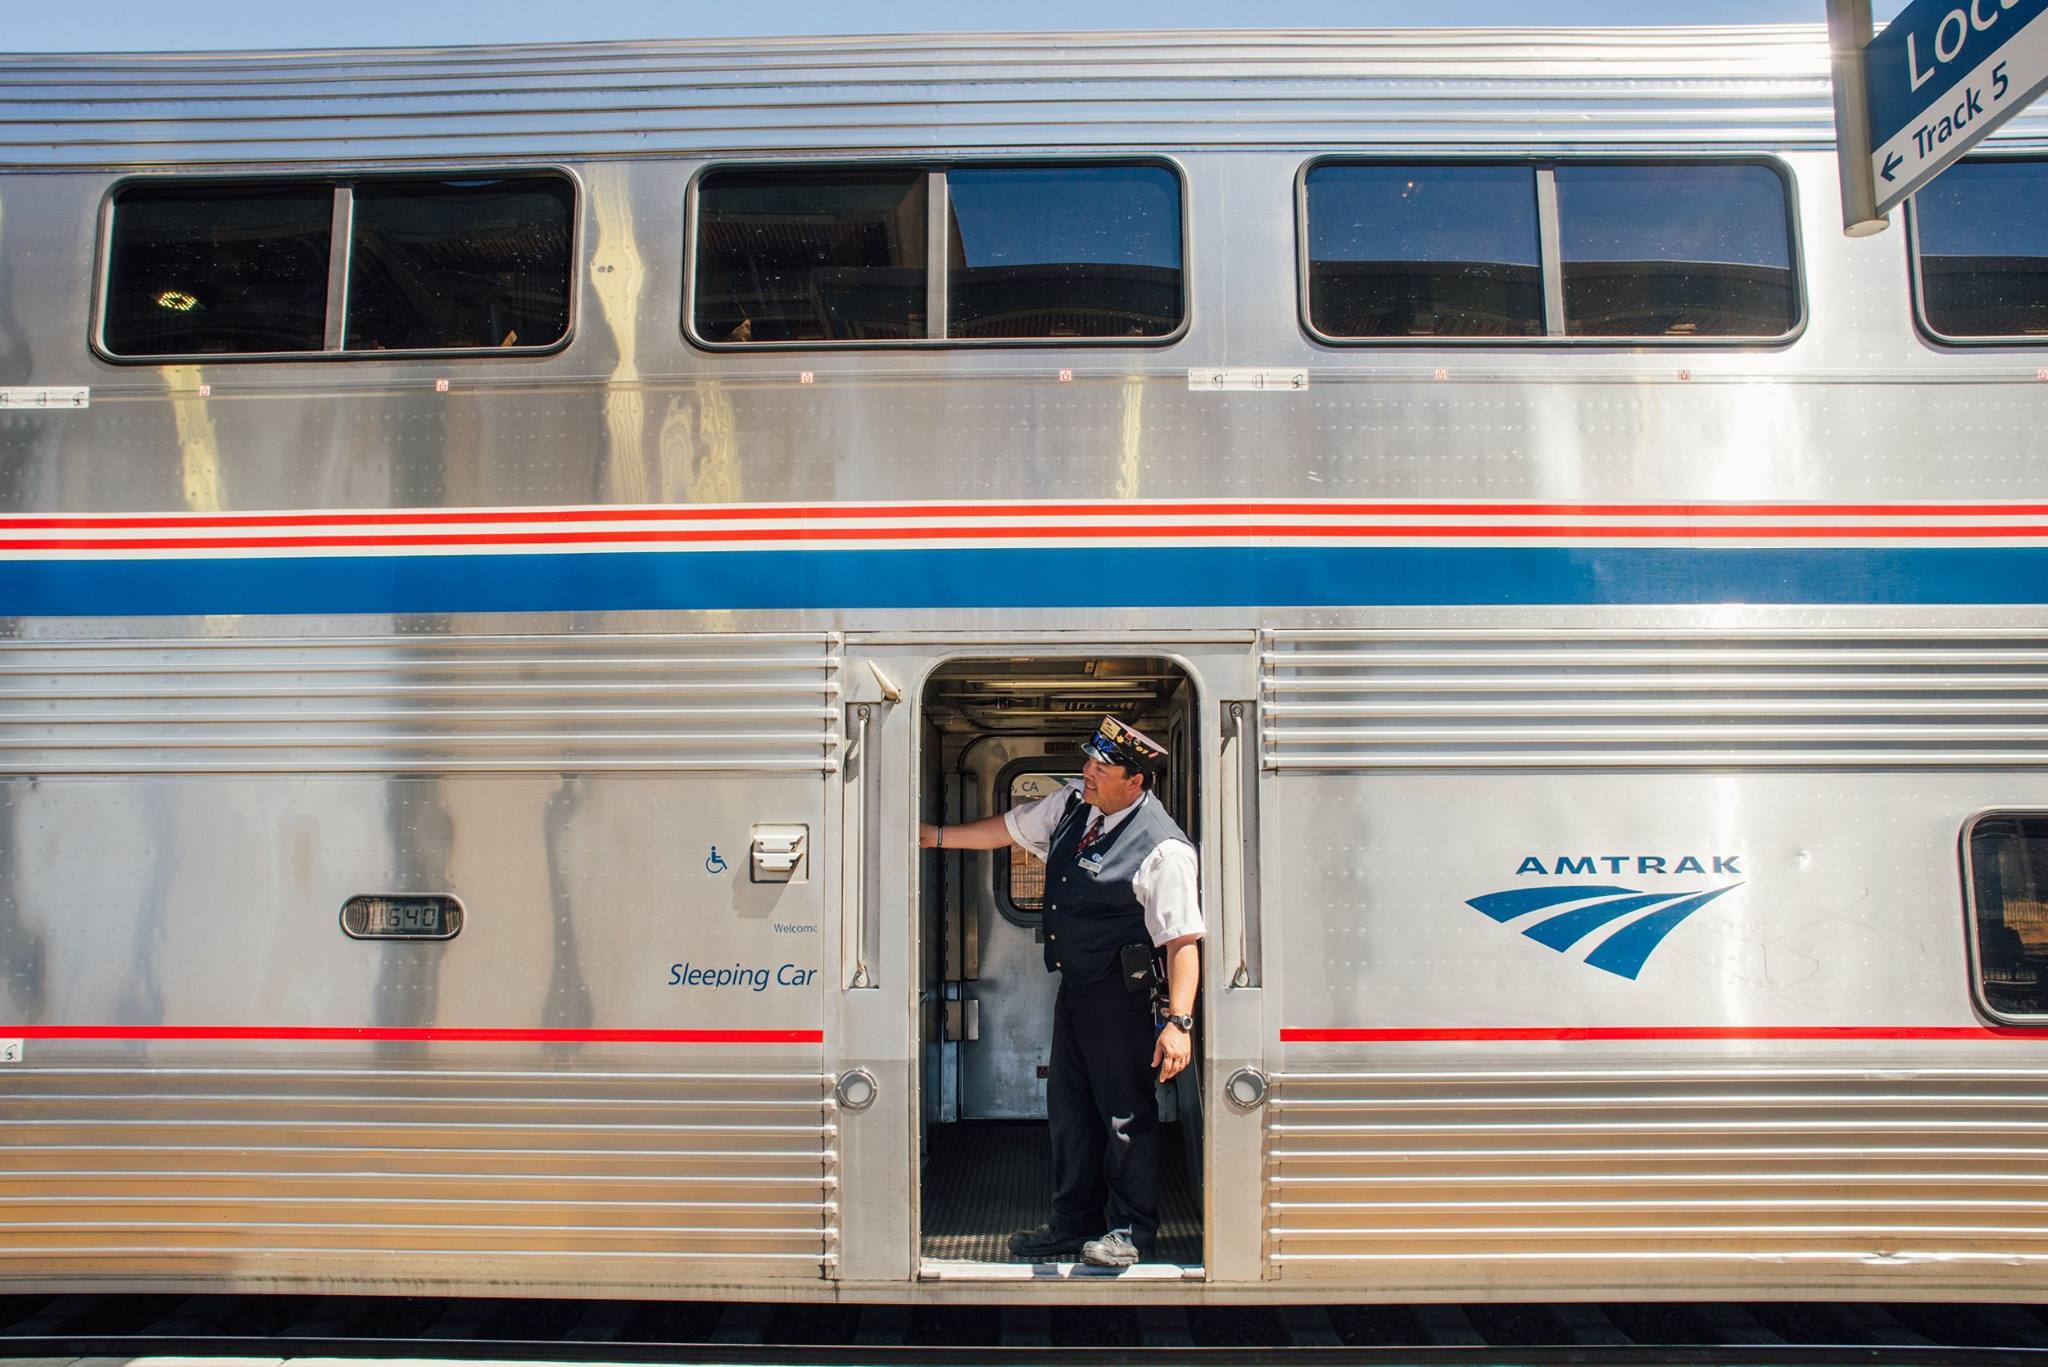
left=7, top=500, right=2048, bottom=530
left=1281, top=1026, right=2044, bottom=1043
left=7, top=522, right=2048, bottom=553
left=10, top=1026, right=822, bottom=1044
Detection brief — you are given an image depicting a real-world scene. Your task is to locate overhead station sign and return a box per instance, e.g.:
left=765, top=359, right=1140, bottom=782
left=1864, top=0, right=2048, bottom=215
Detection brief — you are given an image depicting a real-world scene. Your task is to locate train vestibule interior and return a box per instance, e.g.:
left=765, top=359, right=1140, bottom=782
left=917, top=656, right=1203, bottom=1269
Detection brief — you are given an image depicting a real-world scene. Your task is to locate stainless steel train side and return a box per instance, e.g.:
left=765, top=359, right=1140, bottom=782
left=0, top=27, right=2046, bottom=1304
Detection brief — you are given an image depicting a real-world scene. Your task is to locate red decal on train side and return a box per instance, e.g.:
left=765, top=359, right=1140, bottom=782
left=8, top=1025, right=824, bottom=1044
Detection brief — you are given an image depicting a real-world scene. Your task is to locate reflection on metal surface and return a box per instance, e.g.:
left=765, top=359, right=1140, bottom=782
left=1264, top=1064, right=2048, bottom=1275
left=1263, top=628, right=2048, bottom=769
left=0, top=631, right=843, bottom=773
left=0, top=1065, right=837, bottom=1277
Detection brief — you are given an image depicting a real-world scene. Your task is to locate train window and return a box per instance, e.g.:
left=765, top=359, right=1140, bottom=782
left=1913, top=158, right=2048, bottom=341
left=995, top=766, right=1075, bottom=925
left=1302, top=163, right=1544, bottom=338
left=1966, top=813, right=2048, bottom=1022
left=692, top=168, right=928, bottom=343
left=102, top=182, right=333, bottom=356
left=344, top=176, right=574, bottom=351
left=946, top=165, right=1183, bottom=339
left=100, top=172, right=577, bottom=360
left=1555, top=164, right=1797, bottom=338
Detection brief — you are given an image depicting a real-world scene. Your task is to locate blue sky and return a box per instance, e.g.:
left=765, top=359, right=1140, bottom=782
left=5, top=0, right=1914, bottom=52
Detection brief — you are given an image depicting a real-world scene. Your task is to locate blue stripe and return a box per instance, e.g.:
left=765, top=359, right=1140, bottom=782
left=9, top=546, right=2048, bottom=616
left=1465, top=884, right=1637, bottom=924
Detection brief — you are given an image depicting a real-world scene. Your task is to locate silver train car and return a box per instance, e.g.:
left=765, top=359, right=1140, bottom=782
left=2, top=24, right=2048, bottom=1306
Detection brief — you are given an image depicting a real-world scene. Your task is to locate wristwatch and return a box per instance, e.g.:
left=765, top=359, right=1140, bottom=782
left=1160, top=1012, right=1194, bottom=1033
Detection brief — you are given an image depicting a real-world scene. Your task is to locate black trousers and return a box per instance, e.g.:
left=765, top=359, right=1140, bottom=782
left=1047, top=973, right=1160, bottom=1248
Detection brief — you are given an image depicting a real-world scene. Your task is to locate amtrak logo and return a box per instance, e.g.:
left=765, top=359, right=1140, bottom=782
left=1466, top=854, right=1743, bottom=980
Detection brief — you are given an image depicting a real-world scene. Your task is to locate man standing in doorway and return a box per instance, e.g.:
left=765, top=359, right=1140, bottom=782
left=919, top=715, right=1201, bottom=1268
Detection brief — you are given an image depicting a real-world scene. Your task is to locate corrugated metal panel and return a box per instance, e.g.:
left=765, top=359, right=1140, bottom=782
left=1267, top=1065, right=2048, bottom=1276
left=3, top=26, right=2026, bottom=168
left=0, top=630, right=842, bottom=773
left=1261, top=628, right=2048, bottom=770
left=0, top=1064, right=837, bottom=1276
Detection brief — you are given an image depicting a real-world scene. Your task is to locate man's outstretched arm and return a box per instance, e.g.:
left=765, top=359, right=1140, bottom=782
left=918, top=815, right=1015, bottom=850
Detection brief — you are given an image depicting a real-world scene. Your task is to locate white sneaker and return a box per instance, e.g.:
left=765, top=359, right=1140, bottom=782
left=1080, top=1226, right=1148, bottom=1267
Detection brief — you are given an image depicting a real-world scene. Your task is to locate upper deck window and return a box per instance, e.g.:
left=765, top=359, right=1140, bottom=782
left=1302, top=159, right=1800, bottom=344
left=947, top=166, right=1182, bottom=340
left=345, top=177, right=574, bottom=352
left=1965, top=812, right=2048, bottom=1022
left=692, top=169, right=927, bottom=343
left=1555, top=164, right=1796, bottom=338
left=1913, top=157, right=2048, bottom=341
left=1303, top=164, right=1542, bottom=338
left=688, top=161, right=1186, bottom=347
left=99, top=172, right=574, bottom=360
left=103, top=183, right=334, bottom=356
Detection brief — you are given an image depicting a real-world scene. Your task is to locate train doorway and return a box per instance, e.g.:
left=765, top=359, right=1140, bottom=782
left=915, top=656, right=1204, bottom=1274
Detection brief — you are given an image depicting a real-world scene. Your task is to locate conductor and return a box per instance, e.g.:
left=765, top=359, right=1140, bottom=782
left=919, top=715, right=1201, bottom=1268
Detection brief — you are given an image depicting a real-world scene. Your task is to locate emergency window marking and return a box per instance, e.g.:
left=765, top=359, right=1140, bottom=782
left=100, top=173, right=574, bottom=361
left=1300, top=158, right=1801, bottom=344
left=1912, top=156, right=2048, bottom=341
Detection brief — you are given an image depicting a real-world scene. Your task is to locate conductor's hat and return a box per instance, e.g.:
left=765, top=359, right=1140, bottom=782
left=1081, top=714, right=1168, bottom=773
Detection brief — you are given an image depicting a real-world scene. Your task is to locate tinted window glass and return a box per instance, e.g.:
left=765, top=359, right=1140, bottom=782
left=1916, top=159, right=2048, bottom=338
left=1556, top=164, right=1795, bottom=337
left=346, top=176, right=573, bottom=351
left=103, top=183, right=332, bottom=356
left=1969, top=813, right=2048, bottom=1019
left=694, top=169, right=927, bottom=342
left=1304, top=164, right=1542, bottom=338
left=946, top=165, right=1182, bottom=339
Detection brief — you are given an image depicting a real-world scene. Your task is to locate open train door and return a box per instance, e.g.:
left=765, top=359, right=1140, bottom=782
left=828, top=636, right=1265, bottom=1292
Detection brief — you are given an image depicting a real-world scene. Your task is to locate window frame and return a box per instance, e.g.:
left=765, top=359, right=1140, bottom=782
left=1293, top=153, right=1808, bottom=348
left=682, top=155, right=1193, bottom=352
left=1908, top=149, right=2048, bottom=348
left=91, top=165, right=582, bottom=365
left=1960, top=808, right=2048, bottom=1029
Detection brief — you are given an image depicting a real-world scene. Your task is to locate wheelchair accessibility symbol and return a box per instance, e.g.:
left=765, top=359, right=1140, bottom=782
left=705, top=846, right=728, bottom=875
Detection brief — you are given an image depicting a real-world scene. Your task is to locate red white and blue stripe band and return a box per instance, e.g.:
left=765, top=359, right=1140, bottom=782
left=5, top=499, right=2048, bottom=615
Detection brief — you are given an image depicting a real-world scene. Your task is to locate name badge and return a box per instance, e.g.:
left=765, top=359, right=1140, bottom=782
left=1077, top=855, right=1105, bottom=874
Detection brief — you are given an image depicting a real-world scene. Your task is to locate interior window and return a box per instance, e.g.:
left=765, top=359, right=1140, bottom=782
left=946, top=165, right=1183, bottom=339
left=1968, top=813, right=2048, bottom=1020
left=999, top=769, right=1071, bottom=921
left=1303, top=163, right=1543, bottom=338
left=692, top=168, right=928, bottom=343
left=103, top=183, right=333, bottom=356
left=1915, top=158, right=2048, bottom=339
left=345, top=176, right=574, bottom=351
left=1555, top=163, right=1796, bottom=338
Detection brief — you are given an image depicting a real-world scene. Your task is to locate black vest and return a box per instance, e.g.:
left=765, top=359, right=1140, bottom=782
left=1041, top=788, right=1191, bottom=985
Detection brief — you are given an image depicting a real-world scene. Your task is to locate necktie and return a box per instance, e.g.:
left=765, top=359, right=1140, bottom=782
left=1078, top=815, right=1106, bottom=853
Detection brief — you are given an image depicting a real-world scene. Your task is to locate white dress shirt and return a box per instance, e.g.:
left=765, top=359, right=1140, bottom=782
left=1004, top=779, right=1204, bottom=946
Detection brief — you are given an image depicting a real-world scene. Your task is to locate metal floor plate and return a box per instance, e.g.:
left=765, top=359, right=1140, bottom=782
left=919, top=1120, right=1203, bottom=1266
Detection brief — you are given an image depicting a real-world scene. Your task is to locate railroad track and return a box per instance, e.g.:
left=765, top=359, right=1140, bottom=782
left=6, top=1295, right=2048, bottom=1364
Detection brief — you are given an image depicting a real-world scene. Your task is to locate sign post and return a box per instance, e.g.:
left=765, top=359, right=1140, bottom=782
left=1859, top=0, right=2048, bottom=216
left=1830, top=0, right=1891, bottom=235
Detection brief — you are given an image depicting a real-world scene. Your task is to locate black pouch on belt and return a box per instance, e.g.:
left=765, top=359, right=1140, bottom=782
left=1119, top=942, right=1157, bottom=993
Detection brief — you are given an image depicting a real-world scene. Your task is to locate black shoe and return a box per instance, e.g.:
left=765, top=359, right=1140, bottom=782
left=1007, top=1221, right=1093, bottom=1260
